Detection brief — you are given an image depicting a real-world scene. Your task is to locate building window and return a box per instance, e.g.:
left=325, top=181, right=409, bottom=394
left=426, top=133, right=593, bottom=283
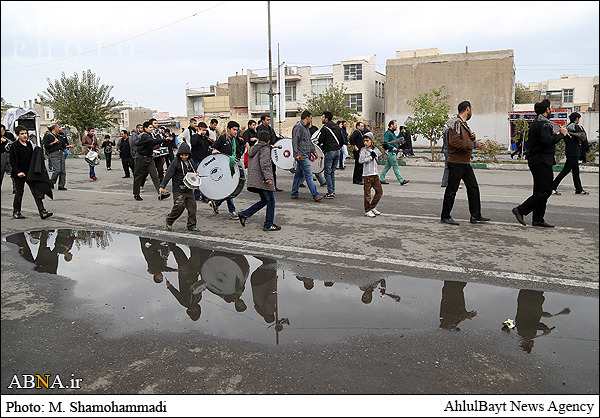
left=563, top=89, right=574, bottom=103
left=311, top=78, right=333, bottom=96
left=344, top=64, right=362, bottom=81
left=285, top=81, right=296, bottom=102
left=255, top=83, right=269, bottom=106
left=348, top=93, right=362, bottom=113
left=191, top=98, right=203, bottom=115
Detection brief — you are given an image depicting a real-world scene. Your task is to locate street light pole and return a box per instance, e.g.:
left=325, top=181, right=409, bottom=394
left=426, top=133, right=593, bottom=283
left=268, top=1, right=274, bottom=125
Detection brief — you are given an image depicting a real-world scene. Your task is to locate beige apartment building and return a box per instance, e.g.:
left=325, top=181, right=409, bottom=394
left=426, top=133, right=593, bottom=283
left=528, top=74, right=599, bottom=113
left=386, top=48, right=515, bottom=148
left=246, top=54, right=386, bottom=128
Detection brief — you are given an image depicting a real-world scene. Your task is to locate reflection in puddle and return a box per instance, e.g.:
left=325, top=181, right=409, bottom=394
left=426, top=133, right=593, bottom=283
left=3, top=230, right=598, bottom=365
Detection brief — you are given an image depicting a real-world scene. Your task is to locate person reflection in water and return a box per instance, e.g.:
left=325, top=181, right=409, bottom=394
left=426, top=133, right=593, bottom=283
left=54, top=229, right=75, bottom=262
left=360, top=279, right=401, bottom=304
left=139, top=237, right=177, bottom=283
left=296, top=275, right=314, bottom=291
left=165, top=243, right=208, bottom=321
left=515, top=289, right=570, bottom=353
left=6, top=232, right=34, bottom=263
left=439, top=281, right=477, bottom=331
left=33, top=230, right=60, bottom=274
left=250, top=257, right=278, bottom=323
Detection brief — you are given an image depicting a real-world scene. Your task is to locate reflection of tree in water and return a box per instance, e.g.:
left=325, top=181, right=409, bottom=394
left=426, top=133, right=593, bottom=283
left=72, top=230, right=112, bottom=250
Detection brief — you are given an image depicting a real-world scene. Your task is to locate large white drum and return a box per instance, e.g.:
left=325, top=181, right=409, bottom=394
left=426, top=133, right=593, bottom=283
left=84, top=150, right=100, bottom=166
left=309, top=143, right=324, bottom=174
left=271, top=137, right=294, bottom=170
left=197, top=154, right=245, bottom=200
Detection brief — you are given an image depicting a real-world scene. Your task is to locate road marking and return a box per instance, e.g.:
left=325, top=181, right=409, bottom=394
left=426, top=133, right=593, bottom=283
left=6, top=209, right=595, bottom=291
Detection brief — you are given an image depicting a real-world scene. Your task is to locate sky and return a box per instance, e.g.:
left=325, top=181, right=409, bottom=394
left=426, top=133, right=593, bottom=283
left=1, top=1, right=599, bottom=117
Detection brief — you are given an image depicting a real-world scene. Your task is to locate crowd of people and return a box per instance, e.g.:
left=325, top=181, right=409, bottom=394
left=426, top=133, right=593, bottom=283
left=1, top=98, right=591, bottom=229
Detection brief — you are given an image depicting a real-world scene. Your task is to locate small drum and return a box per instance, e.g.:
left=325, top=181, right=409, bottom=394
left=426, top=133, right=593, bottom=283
left=310, top=143, right=324, bottom=174
left=152, top=146, right=169, bottom=157
left=271, top=137, right=294, bottom=170
left=84, top=150, right=100, bottom=166
left=183, top=172, right=202, bottom=190
left=197, top=154, right=246, bottom=200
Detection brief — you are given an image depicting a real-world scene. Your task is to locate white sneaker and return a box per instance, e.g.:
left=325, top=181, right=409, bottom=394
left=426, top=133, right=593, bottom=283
left=371, top=208, right=381, bottom=215
left=365, top=210, right=376, bottom=218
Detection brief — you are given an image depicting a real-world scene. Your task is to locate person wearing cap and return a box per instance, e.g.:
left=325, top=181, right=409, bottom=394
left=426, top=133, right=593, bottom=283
left=101, top=134, right=115, bottom=171
left=159, top=141, right=199, bottom=232
left=358, top=132, right=383, bottom=217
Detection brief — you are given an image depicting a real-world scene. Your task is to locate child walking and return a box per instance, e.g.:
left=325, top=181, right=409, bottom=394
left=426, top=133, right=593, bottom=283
left=159, top=142, right=199, bottom=232
left=358, top=132, right=383, bottom=218
left=238, top=131, right=280, bottom=231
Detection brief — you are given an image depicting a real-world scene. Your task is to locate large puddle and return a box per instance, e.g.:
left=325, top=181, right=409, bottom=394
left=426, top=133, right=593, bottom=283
left=3, top=230, right=598, bottom=364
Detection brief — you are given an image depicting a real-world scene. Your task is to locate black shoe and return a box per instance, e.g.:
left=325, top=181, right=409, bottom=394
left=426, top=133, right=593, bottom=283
left=158, top=192, right=171, bottom=200
left=532, top=221, right=555, bottom=228
left=12, top=211, right=25, bottom=219
left=57, top=186, right=67, bottom=190
left=353, top=181, right=364, bottom=185
left=441, top=217, right=460, bottom=225
left=122, top=175, right=130, bottom=178
left=134, top=195, right=143, bottom=201
left=381, top=180, right=389, bottom=184
left=275, top=187, right=283, bottom=192
left=512, top=207, right=525, bottom=226
left=208, top=200, right=219, bottom=214
left=299, top=183, right=306, bottom=188
left=575, top=190, right=590, bottom=195
left=470, top=216, right=490, bottom=224
left=400, top=180, right=409, bottom=185
left=239, top=213, right=247, bottom=227
left=263, top=224, right=281, bottom=231
left=40, top=210, right=53, bottom=220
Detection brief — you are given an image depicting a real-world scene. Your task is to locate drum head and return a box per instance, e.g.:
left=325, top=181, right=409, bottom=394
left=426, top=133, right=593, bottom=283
left=271, top=138, right=294, bottom=170
left=183, top=173, right=202, bottom=189
left=201, top=256, right=244, bottom=296
left=310, top=144, right=324, bottom=174
left=197, top=154, right=243, bottom=200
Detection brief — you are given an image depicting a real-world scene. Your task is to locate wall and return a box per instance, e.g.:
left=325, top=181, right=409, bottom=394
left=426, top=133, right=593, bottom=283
left=386, top=49, right=515, bottom=148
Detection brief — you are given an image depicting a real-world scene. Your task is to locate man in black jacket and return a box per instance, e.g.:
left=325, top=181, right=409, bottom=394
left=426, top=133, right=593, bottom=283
left=133, top=121, right=170, bottom=201
left=190, top=122, right=212, bottom=201
left=117, top=130, right=134, bottom=178
left=318, top=111, right=344, bottom=198
left=551, top=112, right=590, bottom=195
left=44, top=124, right=68, bottom=190
left=349, top=122, right=366, bottom=184
left=512, top=99, right=567, bottom=228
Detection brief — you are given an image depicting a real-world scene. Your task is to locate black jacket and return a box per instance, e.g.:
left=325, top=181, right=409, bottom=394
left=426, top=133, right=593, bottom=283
left=27, top=145, right=53, bottom=200
left=136, top=132, right=163, bottom=157
left=526, top=115, right=565, bottom=166
left=257, top=123, right=279, bottom=144
left=317, top=121, right=344, bottom=152
left=348, top=129, right=365, bottom=150
left=212, top=134, right=244, bottom=159
left=564, top=123, right=587, bottom=158
left=190, top=132, right=212, bottom=163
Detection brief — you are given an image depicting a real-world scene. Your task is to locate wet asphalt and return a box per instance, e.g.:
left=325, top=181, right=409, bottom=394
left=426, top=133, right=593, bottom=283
left=1, top=156, right=598, bottom=395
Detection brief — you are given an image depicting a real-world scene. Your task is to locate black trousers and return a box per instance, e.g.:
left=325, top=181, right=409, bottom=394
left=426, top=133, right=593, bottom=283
left=121, top=156, right=134, bottom=177
left=517, top=162, right=553, bottom=223
left=441, top=162, right=481, bottom=219
left=552, top=156, right=582, bottom=193
left=133, top=155, right=161, bottom=196
left=352, top=149, right=363, bottom=183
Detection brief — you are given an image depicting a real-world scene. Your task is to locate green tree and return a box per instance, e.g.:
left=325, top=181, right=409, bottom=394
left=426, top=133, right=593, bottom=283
left=1, top=97, right=13, bottom=108
left=38, top=69, right=123, bottom=145
left=515, top=81, right=540, bottom=104
left=300, top=84, right=358, bottom=122
left=406, top=86, right=450, bottom=161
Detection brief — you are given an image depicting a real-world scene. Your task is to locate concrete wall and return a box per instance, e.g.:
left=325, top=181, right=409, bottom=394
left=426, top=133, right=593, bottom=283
left=386, top=49, right=515, bottom=148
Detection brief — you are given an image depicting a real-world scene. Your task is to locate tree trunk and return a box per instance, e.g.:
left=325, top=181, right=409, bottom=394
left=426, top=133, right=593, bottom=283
left=430, top=140, right=435, bottom=162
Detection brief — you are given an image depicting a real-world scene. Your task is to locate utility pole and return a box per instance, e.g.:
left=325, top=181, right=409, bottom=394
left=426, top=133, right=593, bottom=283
left=268, top=1, right=274, bottom=125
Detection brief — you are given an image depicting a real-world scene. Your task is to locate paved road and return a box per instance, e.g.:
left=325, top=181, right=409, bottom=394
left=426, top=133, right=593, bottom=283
left=1, top=157, right=598, bottom=395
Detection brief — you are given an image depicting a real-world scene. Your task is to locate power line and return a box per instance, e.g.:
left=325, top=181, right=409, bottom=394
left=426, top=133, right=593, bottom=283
left=1, top=1, right=229, bottom=72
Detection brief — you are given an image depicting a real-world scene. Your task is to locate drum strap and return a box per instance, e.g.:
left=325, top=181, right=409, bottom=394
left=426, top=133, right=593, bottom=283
left=229, top=135, right=237, bottom=176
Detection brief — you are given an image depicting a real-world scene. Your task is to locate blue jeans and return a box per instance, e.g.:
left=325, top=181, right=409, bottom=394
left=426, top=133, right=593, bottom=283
left=323, top=150, right=339, bottom=194
left=300, top=171, right=326, bottom=186
left=191, top=160, right=207, bottom=201
left=380, top=152, right=404, bottom=182
left=241, top=189, right=275, bottom=228
left=89, top=164, right=96, bottom=178
left=441, top=148, right=449, bottom=186
left=291, top=158, right=319, bottom=198
left=214, top=197, right=236, bottom=214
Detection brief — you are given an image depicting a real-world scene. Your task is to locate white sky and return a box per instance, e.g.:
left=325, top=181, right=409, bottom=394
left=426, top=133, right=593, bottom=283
left=1, top=1, right=598, bottom=116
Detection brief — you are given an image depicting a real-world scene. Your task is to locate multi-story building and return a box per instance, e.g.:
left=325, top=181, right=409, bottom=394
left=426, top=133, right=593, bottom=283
left=528, top=74, right=599, bottom=113
left=185, top=83, right=229, bottom=118
left=119, top=107, right=154, bottom=132
left=246, top=54, right=386, bottom=128
left=385, top=48, right=515, bottom=148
